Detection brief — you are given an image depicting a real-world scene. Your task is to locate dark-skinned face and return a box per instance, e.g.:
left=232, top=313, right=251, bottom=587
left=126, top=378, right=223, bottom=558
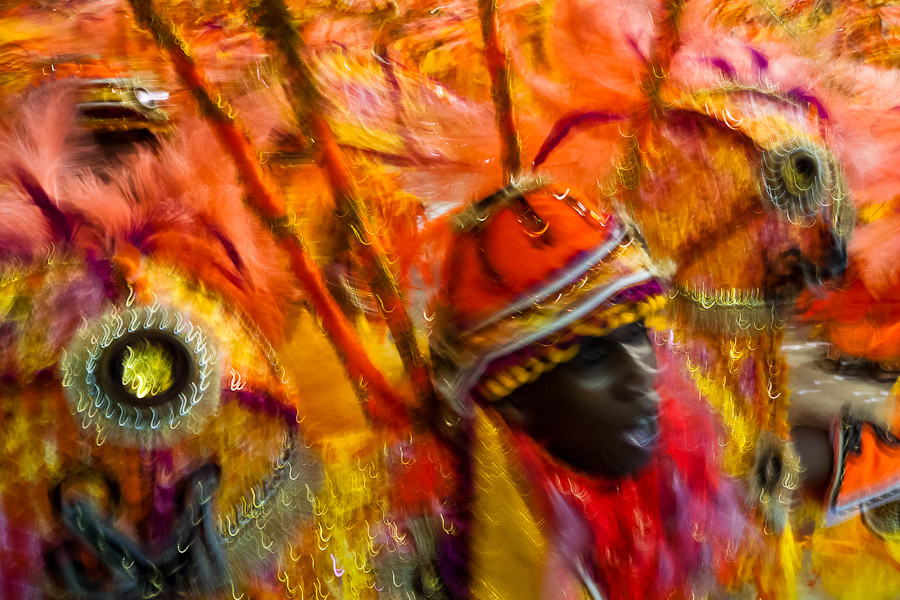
left=497, top=322, right=661, bottom=478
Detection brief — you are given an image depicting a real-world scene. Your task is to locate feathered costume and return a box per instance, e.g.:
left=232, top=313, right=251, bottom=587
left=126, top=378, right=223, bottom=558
left=0, top=78, right=329, bottom=597
left=422, top=184, right=749, bottom=599
left=323, top=0, right=851, bottom=596
left=696, top=2, right=900, bottom=599
left=699, top=0, right=900, bottom=374
left=3, top=0, right=900, bottom=598
left=799, top=205, right=900, bottom=372
left=0, top=5, right=441, bottom=598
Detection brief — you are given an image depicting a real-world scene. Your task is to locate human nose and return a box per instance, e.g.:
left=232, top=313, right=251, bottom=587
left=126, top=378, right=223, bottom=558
left=619, top=335, right=659, bottom=377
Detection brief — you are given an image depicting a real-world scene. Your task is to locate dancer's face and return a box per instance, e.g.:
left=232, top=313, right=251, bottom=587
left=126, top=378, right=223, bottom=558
left=499, top=322, right=661, bottom=478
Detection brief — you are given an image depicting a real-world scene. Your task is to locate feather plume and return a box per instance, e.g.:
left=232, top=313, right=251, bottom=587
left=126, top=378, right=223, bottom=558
left=0, top=82, right=297, bottom=342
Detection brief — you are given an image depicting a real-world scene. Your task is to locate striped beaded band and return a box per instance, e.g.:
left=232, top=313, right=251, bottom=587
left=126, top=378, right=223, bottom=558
left=432, top=235, right=665, bottom=414
left=475, top=293, right=667, bottom=402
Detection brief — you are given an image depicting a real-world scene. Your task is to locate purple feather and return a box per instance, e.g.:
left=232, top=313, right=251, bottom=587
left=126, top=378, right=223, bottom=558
left=787, top=87, right=830, bottom=120
left=709, top=57, right=737, bottom=80
left=607, top=280, right=666, bottom=305
left=85, top=249, right=121, bottom=301
left=206, top=223, right=246, bottom=281
left=627, top=35, right=647, bottom=62
left=227, top=389, right=301, bottom=425
left=748, top=47, right=769, bottom=72
left=532, top=111, right=627, bottom=170
left=14, top=166, right=73, bottom=243
left=127, top=222, right=157, bottom=253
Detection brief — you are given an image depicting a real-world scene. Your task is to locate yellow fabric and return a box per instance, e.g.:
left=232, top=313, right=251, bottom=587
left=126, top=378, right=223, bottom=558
left=759, top=518, right=800, bottom=600
left=279, top=310, right=370, bottom=441
left=810, top=514, right=900, bottom=600
left=274, top=431, right=387, bottom=599
left=469, top=408, right=548, bottom=600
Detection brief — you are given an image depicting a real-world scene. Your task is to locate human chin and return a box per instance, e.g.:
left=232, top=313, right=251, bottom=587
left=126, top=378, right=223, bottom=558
left=595, top=429, right=658, bottom=478
left=546, top=414, right=659, bottom=478
left=593, top=396, right=661, bottom=476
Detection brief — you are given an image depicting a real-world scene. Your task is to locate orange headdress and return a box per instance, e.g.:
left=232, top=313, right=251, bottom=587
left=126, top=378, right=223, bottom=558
left=429, top=180, right=666, bottom=414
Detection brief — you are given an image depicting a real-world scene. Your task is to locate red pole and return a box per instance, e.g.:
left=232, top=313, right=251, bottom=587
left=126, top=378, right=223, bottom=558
left=249, top=0, right=436, bottom=408
left=127, top=0, right=411, bottom=429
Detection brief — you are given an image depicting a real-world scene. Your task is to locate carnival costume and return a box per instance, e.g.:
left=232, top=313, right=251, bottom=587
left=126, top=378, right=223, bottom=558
left=795, top=211, right=900, bottom=599
left=691, top=2, right=900, bottom=596
left=300, top=0, right=853, bottom=594
left=0, top=5, right=448, bottom=598
left=425, top=182, right=747, bottom=600
left=4, top=0, right=900, bottom=598
left=799, top=207, right=900, bottom=377
left=0, top=74, right=334, bottom=597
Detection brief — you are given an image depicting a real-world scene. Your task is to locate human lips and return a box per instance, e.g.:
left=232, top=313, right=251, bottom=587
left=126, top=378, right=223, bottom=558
left=618, top=412, right=660, bottom=449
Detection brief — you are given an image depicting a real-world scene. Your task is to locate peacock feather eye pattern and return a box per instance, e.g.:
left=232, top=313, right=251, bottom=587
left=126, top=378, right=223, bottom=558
left=61, top=302, right=221, bottom=448
left=761, top=140, right=845, bottom=228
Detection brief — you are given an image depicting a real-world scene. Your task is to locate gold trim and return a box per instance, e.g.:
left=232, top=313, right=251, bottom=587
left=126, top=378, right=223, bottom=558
left=476, top=296, right=665, bottom=402
left=457, top=241, right=657, bottom=356
left=668, top=284, right=784, bottom=336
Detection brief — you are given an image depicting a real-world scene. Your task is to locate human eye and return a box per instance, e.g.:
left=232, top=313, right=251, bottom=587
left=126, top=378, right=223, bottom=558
left=573, top=337, right=616, bottom=368
left=620, top=320, right=649, bottom=345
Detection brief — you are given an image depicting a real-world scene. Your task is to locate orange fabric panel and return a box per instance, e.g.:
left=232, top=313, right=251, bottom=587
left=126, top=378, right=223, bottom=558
left=835, top=423, right=900, bottom=511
